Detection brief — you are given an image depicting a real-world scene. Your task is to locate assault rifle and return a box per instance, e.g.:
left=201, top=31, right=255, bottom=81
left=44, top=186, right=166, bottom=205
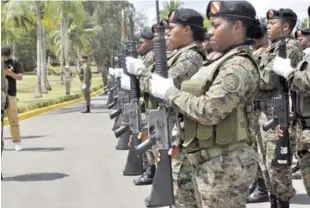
left=135, top=0, right=174, bottom=207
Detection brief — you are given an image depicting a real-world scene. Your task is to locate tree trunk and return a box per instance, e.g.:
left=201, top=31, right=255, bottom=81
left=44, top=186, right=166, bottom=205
left=60, top=10, right=64, bottom=85
left=41, top=27, right=51, bottom=92
left=63, top=13, right=69, bottom=68
left=34, top=1, right=43, bottom=98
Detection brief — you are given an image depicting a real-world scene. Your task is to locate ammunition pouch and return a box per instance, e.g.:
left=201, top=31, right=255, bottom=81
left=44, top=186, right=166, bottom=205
left=186, top=142, right=248, bottom=167
left=253, top=99, right=273, bottom=110
left=300, top=118, right=310, bottom=130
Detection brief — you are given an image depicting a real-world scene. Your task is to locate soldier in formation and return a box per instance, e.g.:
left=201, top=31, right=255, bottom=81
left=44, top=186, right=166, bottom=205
left=106, top=2, right=310, bottom=208
left=78, top=55, right=92, bottom=113
left=126, top=7, right=206, bottom=207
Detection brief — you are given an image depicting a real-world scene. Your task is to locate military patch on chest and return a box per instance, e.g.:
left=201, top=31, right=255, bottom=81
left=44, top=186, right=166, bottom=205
left=222, top=73, right=241, bottom=92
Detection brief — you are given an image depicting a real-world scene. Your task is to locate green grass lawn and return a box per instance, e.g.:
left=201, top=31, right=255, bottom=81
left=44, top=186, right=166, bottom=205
left=16, top=67, right=103, bottom=113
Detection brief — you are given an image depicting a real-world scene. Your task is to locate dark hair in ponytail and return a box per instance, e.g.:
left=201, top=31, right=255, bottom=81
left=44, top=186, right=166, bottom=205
left=190, top=25, right=205, bottom=42
left=224, top=17, right=265, bottom=39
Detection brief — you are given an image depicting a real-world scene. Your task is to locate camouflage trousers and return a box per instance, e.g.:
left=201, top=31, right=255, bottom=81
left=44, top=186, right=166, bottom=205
left=173, top=147, right=258, bottom=208
left=247, top=110, right=264, bottom=181
left=296, top=126, right=310, bottom=197
left=258, top=110, right=296, bottom=201
left=82, top=84, right=91, bottom=106
left=146, top=148, right=155, bottom=166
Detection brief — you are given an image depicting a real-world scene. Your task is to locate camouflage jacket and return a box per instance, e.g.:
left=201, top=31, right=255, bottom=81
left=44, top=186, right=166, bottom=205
left=79, top=62, right=92, bottom=85
left=165, top=45, right=260, bottom=126
left=255, top=36, right=303, bottom=100
left=137, top=41, right=206, bottom=93
left=287, top=46, right=310, bottom=94
left=139, top=49, right=155, bottom=69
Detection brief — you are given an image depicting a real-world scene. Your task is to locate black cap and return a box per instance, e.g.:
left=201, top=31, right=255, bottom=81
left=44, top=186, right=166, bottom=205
left=296, top=28, right=310, bottom=37
left=140, top=29, right=154, bottom=40
left=206, top=1, right=257, bottom=21
left=266, top=8, right=297, bottom=20
left=1, top=46, right=12, bottom=57
left=168, top=8, right=204, bottom=29
left=81, top=55, right=88, bottom=59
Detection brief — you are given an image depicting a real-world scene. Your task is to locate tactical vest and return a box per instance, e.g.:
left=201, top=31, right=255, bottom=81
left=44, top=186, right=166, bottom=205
left=146, top=43, right=205, bottom=110
left=180, top=46, right=258, bottom=151
left=294, top=47, right=310, bottom=122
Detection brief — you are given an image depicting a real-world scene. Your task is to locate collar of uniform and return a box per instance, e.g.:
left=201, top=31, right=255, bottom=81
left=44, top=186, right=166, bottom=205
left=176, top=40, right=195, bottom=51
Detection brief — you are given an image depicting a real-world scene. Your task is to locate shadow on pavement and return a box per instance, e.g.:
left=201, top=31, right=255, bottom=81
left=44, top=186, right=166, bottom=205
left=291, top=194, right=310, bottom=205
left=3, top=135, right=46, bottom=140
left=4, top=147, right=65, bottom=152
left=3, top=172, right=69, bottom=182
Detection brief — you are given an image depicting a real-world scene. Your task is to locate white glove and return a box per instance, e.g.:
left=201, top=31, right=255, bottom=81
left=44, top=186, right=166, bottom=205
left=81, top=83, right=87, bottom=90
left=121, top=73, right=131, bottom=91
left=126, top=57, right=144, bottom=75
left=109, top=67, right=115, bottom=76
left=273, top=56, right=295, bottom=78
left=149, top=74, right=174, bottom=100
left=115, top=68, right=123, bottom=78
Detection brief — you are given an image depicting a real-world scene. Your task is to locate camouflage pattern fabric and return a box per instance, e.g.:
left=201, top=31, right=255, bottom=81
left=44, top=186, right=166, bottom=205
left=296, top=125, right=310, bottom=197
left=189, top=148, right=257, bottom=208
left=287, top=47, right=310, bottom=94
left=256, top=37, right=302, bottom=201
left=79, top=62, right=92, bottom=106
left=164, top=45, right=260, bottom=207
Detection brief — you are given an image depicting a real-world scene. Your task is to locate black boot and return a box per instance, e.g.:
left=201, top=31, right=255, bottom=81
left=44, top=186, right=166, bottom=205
left=292, top=169, right=302, bottom=179
left=81, top=106, right=90, bottom=113
left=248, top=180, right=257, bottom=194
left=247, top=177, right=269, bottom=203
left=133, top=165, right=156, bottom=186
left=277, top=198, right=290, bottom=208
left=270, top=194, right=277, bottom=208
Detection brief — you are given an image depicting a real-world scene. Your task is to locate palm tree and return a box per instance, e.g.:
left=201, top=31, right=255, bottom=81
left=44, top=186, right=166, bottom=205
left=1, top=1, right=35, bottom=54
left=160, top=0, right=183, bottom=19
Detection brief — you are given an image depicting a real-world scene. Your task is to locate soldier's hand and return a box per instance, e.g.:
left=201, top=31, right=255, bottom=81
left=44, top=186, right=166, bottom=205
left=156, top=146, right=180, bottom=163
left=275, top=125, right=283, bottom=137
left=128, top=135, right=132, bottom=148
left=138, top=128, right=148, bottom=142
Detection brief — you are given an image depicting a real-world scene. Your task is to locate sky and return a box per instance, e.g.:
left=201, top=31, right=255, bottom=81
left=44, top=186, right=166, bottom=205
left=132, top=0, right=310, bottom=27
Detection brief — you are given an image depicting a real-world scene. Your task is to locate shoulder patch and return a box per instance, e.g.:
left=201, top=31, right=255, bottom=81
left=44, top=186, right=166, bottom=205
left=222, top=73, right=241, bottom=93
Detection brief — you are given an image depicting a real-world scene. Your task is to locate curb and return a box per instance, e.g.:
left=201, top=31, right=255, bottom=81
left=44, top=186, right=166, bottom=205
left=3, top=88, right=104, bottom=126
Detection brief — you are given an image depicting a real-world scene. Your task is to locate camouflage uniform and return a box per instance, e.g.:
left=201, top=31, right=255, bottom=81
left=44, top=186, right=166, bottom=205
left=139, top=49, right=156, bottom=177
left=165, top=45, right=260, bottom=208
left=79, top=61, right=92, bottom=107
left=288, top=46, right=310, bottom=196
left=257, top=37, right=302, bottom=202
left=138, top=42, right=205, bottom=207
left=247, top=45, right=270, bottom=193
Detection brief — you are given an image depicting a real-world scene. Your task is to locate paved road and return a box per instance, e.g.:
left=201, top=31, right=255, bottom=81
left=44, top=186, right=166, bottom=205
left=2, top=96, right=310, bottom=208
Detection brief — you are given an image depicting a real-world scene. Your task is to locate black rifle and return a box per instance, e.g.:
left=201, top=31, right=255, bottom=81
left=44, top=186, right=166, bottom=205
left=115, top=11, right=143, bottom=176
left=106, top=54, right=117, bottom=108
left=135, top=1, right=174, bottom=207
left=263, top=9, right=291, bottom=166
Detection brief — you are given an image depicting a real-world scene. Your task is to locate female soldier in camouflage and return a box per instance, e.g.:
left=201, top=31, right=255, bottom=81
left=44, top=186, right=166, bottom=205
left=126, top=8, right=206, bottom=207
left=146, top=1, right=262, bottom=207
